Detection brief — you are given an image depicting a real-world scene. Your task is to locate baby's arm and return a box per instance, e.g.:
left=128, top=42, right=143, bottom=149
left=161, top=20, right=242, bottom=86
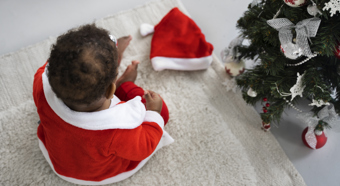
left=143, top=90, right=163, bottom=114
left=109, top=90, right=165, bottom=161
left=109, top=121, right=163, bottom=161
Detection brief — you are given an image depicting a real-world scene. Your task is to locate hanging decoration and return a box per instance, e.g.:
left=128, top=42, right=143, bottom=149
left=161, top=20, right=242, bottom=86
left=309, top=99, right=331, bottom=107
left=286, top=52, right=318, bottom=66
left=298, top=104, right=340, bottom=149
left=283, top=0, right=308, bottom=8
left=267, top=17, right=321, bottom=58
left=308, top=85, right=331, bottom=107
left=307, top=0, right=322, bottom=16
left=275, top=82, right=304, bottom=112
left=262, top=121, right=271, bottom=131
left=323, top=0, right=340, bottom=17
left=221, top=36, right=246, bottom=77
left=261, top=97, right=271, bottom=131
left=223, top=56, right=246, bottom=76
left=290, top=72, right=306, bottom=101
left=301, top=126, right=328, bottom=149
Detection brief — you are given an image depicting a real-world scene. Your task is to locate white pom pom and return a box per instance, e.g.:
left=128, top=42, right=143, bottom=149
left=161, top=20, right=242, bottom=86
left=140, top=23, right=154, bottom=36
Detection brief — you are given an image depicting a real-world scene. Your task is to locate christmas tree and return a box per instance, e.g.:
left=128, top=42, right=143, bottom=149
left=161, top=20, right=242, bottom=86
left=228, top=0, right=340, bottom=131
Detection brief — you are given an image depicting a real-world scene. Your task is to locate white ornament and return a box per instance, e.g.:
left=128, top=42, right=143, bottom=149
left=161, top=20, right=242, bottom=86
left=307, top=3, right=322, bottom=16
left=247, top=88, right=258, bottom=97
left=224, top=56, right=245, bottom=77
left=222, top=78, right=239, bottom=93
left=309, top=99, right=331, bottom=107
left=290, top=72, right=306, bottom=101
left=283, top=0, right=308, bottom=7
left=323, top=0, right=340, bottom=17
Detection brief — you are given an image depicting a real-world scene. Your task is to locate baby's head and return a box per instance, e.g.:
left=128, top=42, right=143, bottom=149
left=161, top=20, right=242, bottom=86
left=47, top=24, right=118, bottom=107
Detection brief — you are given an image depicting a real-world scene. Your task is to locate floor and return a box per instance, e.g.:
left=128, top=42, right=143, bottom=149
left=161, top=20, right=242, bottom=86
left=0, top=0, right=339, bottom=185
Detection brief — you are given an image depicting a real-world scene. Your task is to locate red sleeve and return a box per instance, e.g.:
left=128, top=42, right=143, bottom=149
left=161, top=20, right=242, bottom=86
left=33, top=62, right=48, bottom=107
left=109, top=121, right=163, bottom=161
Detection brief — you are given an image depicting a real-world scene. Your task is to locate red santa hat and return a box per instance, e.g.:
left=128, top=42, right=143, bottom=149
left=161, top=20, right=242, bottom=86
left=140, top=7, right=214, bottom=71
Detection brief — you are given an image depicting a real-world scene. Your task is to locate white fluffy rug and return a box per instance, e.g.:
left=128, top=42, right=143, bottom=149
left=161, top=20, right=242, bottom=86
left=0, top=0, right=306, bottom=185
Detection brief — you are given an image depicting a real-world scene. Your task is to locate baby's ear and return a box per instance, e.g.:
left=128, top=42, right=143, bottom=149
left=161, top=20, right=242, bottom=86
left=105, top=82, right=116, bottom=99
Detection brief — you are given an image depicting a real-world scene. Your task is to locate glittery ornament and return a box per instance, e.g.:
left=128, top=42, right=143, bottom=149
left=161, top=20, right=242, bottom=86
left=302, top=127, right=327, bottom=149
left=283, top=0, right=308, bottom=8
left=298, top=105, right=340, bottom=149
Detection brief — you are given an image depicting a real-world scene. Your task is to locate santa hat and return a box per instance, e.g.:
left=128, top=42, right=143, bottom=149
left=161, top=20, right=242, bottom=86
left=140, top=7, right=214, bottom=71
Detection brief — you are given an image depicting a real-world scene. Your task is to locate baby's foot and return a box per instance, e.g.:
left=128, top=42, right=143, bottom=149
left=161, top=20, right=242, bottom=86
left=116, top=60, right=140, bottom=88
left=117, top=35, right=132, bottom=65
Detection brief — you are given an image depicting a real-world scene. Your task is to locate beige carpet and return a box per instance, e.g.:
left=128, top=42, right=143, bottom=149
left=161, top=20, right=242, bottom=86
left=0, top=0, right=306, bottom=185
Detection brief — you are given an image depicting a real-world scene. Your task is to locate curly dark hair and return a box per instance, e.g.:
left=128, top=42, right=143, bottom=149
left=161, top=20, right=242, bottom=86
left=47, top=24, right=118, bottom=105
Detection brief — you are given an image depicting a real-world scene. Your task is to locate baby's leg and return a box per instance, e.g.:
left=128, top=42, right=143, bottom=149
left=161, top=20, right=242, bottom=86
left=117, top=35, right=132, bottom=65
left=115, top=61, right=169, bottom=125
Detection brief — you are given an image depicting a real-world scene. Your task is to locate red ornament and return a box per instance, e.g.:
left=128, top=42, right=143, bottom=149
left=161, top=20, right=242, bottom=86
left=266, top=103, right=270, bottom=107
left=263, top=109, right=268, bottom=113
left=263, top=98, right=267, bottom=102
left=302, top=127, right=328, bottom=149
left=334, top=43, right=340, bottom=59
left=261, top=121, right=271, bottom=131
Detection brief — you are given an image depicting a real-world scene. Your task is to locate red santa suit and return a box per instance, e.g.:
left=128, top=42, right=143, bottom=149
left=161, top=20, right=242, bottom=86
left=33, top=63, right=174, bottom=185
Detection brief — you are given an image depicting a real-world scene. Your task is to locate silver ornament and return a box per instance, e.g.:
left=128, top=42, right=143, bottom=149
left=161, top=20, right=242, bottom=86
left=281, top=43, right=303, bottom=60
left=307, top=3, right=322, bottom=16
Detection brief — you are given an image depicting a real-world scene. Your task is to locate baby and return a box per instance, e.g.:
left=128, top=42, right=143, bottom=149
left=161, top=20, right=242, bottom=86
left=33, top=24, right=173, bottom=185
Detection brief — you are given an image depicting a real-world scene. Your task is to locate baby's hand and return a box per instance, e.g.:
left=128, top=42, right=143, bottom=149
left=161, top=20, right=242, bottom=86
left=143, top=90, right=163, bottom=114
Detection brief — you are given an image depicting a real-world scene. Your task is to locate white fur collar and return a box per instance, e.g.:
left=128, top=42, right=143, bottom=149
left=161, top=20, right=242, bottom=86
left=42, top=71, right=146, bottom=130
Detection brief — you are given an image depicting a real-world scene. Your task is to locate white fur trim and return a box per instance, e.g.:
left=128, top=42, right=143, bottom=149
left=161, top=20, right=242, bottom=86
left=151, top=55, right=213, bottom=71
left=144, top=111, right=165, bottom=129
left=140, top=23, right=154, bottom=36
left=42, top=71, right=146, bottom=130
left=38, top=134, right=173, bottom=185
